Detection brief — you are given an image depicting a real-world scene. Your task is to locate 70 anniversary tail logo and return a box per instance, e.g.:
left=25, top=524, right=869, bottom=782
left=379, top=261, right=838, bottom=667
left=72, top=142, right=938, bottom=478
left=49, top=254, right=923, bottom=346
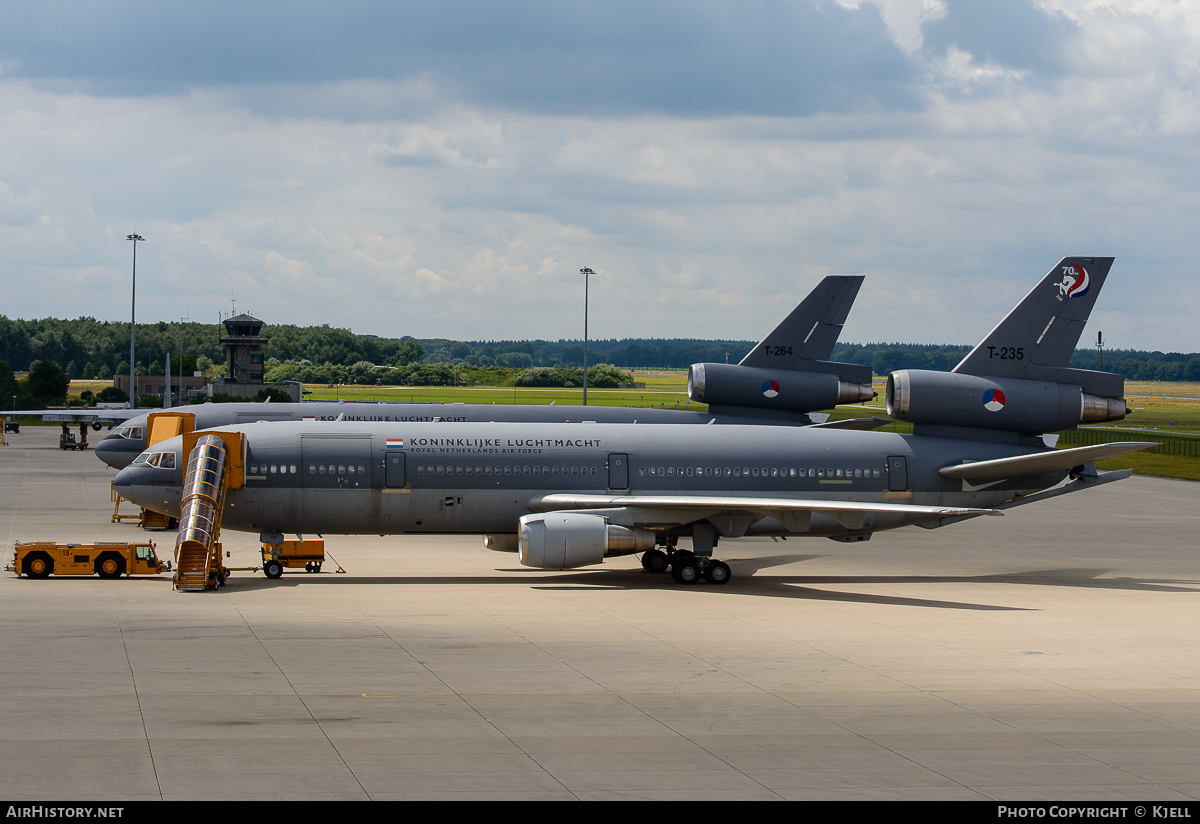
left=1056, top=264, right=1090, bottom=301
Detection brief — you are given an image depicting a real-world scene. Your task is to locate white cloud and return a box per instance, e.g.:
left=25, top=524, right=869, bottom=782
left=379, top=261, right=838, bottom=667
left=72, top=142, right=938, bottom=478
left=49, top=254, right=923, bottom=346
left=0, top=4, right=1198, bottom=352
left=929, top=45, right=1030, bottom=88
left=839, top=0, right=948, bottom=54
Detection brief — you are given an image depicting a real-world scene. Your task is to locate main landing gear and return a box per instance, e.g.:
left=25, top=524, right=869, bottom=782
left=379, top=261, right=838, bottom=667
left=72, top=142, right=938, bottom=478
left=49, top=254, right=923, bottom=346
left=640, top=547, right=732, bottom=586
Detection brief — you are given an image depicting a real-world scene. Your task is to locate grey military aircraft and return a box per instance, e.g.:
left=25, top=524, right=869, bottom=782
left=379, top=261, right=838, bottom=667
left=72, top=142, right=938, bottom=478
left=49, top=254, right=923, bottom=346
left=94, top=275, right=876, bottom=469
left=114, top=256, right=1148, bottom=586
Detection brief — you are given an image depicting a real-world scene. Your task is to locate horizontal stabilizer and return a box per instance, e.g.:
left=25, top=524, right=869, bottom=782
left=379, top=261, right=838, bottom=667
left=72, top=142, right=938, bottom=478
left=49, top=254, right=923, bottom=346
left=938, top=442, right=1156, bottom=481
left=531, top=493, right=999, bottom=521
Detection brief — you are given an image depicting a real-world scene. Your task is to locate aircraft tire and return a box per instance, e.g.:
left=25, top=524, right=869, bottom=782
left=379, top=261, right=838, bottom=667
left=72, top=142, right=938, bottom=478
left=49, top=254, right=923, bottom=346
left=704, top=561, right=731, bottom=585
left=264, top=560, right=283, bottom=580
left=672, top=561, right=701, bottom=585
left=641, top=549, right=669, bottom=574
left=96, top=554, right=125, bottom=579
left=668, top=549, right=694, bottom=574
left=23, top=552, right=52, bottom=579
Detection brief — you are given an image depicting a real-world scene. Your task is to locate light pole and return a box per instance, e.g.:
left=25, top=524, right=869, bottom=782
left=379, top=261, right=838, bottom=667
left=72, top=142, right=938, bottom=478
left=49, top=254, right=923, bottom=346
left=179, top=315, right=189, bottom=405
left=127, top=234, right=145, bottom=409
left=580, top=267, right=594, bottom=406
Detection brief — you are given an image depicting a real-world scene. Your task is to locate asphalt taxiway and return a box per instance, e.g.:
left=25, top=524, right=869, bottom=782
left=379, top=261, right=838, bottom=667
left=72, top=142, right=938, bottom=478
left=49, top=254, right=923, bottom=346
left=2, top=425, right=1199, bottom=800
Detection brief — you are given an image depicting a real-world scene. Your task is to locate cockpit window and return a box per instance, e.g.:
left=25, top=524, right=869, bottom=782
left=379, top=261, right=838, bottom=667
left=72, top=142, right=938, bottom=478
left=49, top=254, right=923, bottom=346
left=132, top=451, right=175, bottom=468
left=114, top=426, right=144, bottom=440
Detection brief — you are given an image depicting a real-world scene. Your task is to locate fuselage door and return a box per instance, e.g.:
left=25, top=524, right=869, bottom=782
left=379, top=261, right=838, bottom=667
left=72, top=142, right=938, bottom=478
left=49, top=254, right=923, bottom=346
left=887, top=455, right=908, bottom=492
left=301, top=435, right=372, bottom=489
left=386, top=452, right=406, bottom=488
left=608, top=453, right=630, bottom=491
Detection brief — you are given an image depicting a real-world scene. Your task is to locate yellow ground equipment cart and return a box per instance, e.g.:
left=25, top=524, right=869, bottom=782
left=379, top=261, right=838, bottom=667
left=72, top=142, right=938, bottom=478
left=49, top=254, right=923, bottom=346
left=9, top=541, right=172, bottom=579
left=261, top=539, right=326, bottom=579
left=134, top=411, right=196, bottom=530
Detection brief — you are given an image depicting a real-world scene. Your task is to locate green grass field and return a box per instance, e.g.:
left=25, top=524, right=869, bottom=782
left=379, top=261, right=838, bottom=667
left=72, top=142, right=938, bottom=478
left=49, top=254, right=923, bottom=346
left=1095, top=452, right=1200, bottom=482
left=301, top=369, right=701, bottom=409
left=1106, top=382, right=1200, bottom=434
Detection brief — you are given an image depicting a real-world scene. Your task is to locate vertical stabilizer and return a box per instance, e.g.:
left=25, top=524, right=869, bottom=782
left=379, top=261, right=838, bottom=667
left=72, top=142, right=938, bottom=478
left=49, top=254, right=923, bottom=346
left=954, top=257, right=1114, bottom=379
left=739, top=275, right=864, bottom=370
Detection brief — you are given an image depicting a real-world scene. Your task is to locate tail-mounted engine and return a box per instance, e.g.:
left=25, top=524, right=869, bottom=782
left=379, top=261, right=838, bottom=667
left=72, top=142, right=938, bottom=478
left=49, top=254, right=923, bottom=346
left=688, top=362, right=873, bottom=415
left=518, top=513, right=655, bottom=570
left=886, top=370, right=1127, bottom=434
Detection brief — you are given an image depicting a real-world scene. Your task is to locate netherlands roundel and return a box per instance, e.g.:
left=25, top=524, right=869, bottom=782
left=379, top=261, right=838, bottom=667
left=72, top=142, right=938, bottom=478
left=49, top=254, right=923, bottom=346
left=983, top=387, right=1006, bottom=412
left=762, top=379, right=781, bottom=398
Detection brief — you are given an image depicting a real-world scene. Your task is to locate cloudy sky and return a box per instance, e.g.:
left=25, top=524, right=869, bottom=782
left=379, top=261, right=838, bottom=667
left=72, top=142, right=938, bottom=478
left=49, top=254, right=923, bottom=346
left=1, top=1, right=1197, bottom=350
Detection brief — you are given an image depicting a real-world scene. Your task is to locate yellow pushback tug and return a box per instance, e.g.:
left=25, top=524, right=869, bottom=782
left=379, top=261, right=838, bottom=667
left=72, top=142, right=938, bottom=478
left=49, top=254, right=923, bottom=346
left=9, top=541, right=171, bottom=578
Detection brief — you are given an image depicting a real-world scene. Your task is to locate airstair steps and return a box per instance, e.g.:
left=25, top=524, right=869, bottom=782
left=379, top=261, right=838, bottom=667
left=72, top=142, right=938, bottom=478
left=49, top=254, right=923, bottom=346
left=174, top=543, right=211, bottom=591
left=172, top=434, right=231, bottom=592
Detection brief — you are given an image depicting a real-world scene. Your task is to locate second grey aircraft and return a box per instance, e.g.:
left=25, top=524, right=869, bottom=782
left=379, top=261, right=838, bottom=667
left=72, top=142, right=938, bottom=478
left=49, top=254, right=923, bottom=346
left=95, top=274, right=875, bottom=469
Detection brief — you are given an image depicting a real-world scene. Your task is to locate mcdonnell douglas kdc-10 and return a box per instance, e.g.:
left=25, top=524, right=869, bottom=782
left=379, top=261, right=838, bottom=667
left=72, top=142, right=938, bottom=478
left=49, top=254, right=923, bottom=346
left=115, top=257, right=1149, bottom=585
left=95, top=275, right=876, bottom=470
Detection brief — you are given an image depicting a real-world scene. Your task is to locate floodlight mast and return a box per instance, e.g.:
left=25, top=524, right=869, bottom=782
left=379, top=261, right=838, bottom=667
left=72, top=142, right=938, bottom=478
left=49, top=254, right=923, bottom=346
left=127, top=234, right=145, bottom=409
left=580, top=267, right=595, bottom=406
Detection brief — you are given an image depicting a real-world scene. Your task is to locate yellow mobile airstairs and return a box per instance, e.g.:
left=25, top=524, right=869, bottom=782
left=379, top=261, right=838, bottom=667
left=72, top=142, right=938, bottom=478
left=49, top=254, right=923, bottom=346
left=172, top=431, right=244, bottom=591
left=168, top=429, right=335, bottom=591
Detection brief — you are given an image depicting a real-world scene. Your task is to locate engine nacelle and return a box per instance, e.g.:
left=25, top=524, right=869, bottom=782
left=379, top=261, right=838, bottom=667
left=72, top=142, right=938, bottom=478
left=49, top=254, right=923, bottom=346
left=688, top=362, right=873, bottom=414
left=886, top=370, right=1127, bottom=434
left=484, top=534, right=519, bottom=553
left=518, top=513, right=656, bottom=570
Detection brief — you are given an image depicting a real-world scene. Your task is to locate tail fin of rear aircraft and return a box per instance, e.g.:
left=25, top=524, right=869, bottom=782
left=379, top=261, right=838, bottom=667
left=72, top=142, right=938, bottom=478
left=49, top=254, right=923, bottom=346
left=953, top=257, right=1116, bottom=393
left=687, top=274, right=872, bottom=419
left=739, top=275, right=864, bottom=370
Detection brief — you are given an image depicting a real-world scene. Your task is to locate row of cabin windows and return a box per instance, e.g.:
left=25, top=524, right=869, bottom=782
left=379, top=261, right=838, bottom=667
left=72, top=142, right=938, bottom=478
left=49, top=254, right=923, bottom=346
left=411, top=461, right=881, bottom=482
left=252, top=463, right=299, bottom=475
left=248, top=461, right=882, bottom=482
left=641, top=466, right=883, bottom=480
left=305, top=464, right=364, bottom=476
left=418, top=464, right=599, bottom=477
left=246, top=463, right=357, bottom=477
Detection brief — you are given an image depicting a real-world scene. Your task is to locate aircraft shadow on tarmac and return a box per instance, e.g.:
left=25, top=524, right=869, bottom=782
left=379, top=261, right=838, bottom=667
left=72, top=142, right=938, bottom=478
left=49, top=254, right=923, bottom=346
left=219, top=553, right=1200, bottom=611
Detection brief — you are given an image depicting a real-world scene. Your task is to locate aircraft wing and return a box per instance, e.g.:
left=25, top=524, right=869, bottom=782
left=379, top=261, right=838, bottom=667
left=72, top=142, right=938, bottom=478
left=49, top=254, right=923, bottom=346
left=806, top=416, right=890, bottom=431
left=939, top=441, right=1156, bottom=481
left=531, top=493, right=999, bottom=530
left=7, top=408, right=137, bottom=424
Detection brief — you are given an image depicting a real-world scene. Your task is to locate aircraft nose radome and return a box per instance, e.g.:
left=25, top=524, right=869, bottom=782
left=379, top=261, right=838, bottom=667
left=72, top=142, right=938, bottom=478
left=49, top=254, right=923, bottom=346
left=112, top=466, right=141, bottom=501
left=94, top=438, right=120, bottom=467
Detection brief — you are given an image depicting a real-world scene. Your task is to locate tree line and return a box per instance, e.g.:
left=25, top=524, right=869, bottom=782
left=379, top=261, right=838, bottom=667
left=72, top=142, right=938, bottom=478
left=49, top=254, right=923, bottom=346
left=2, top=315, right=1197, bottom=385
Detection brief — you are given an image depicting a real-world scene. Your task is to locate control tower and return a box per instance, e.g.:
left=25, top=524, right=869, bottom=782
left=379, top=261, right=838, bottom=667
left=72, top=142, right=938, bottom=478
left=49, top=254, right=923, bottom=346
left=221, top=313, right=266, bottom=384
